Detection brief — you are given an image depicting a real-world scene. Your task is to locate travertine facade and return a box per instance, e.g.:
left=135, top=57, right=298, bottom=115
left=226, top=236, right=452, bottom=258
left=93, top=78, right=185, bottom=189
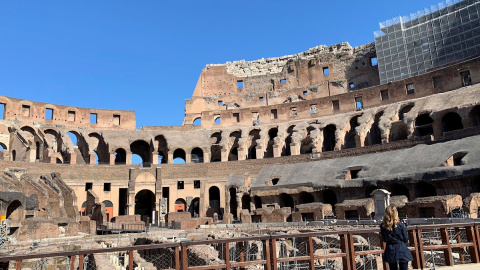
left=1, top=38, right=480, bottom=237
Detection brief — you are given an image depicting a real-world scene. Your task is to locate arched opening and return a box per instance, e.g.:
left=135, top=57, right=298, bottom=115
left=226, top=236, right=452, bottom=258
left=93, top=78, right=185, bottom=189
left=131, top=154, right=143, bottom=165
left=210, top=132, right=222, bottom=162
left=389, top=121, right=408, bottom=142
left=67, top=132, right=78, bottom=146
left=193, top=118, right=201, bottom=126
left=173, top=148, right=186, bottom=164
left=264, top=128, right=278, bottom=158
left=44, top=128, right=61, bottom=152
left=12, top=150, right=16, bottom=161
left=321, top=189, right=337, bottom=209
left=102, top=200, right=114, bottom=221
left=344, top=115, right=360, bottom=149
left=415, top=113, right=434, bottom=136
left=130, top=140, right=151, bottom=167
left=188, top=197, right=200, bottom=217
left=207, top=186, right=221, bottom=218
left=174, top=198, right=187, bottom=212
left=298, top=192, right=315, bottom=204
left=229, top=187, right=238, bottom=219
left=469, top=105, right=480, bottom=127
left=191, top=147, right=204, bottom=163
left=441, top=112, right=463, bottom=132
left=300, top=137, right=314, bottom=154
left=367, top=111, right=383, bottom=146
left=248, top=129, right=260, bottom=159
left=253, top=196, right=262, bottom=209
left=155, top=135, right=168, bottom=164
left=228, top=131, right=241, bottom=161
left=214, top=116, right=221, bottom=125
left=81, top=201, right=87, bottom=216
left=282, top=125, right=295, bottom=156
left=323, top=124, right=336, bottom=152
left=388, top=183, right=410, bottom=200
left=35, top=141, right=40, bottom=160
left=66, top=131, right=89, bottom=164
left=6, top=200, right=23, bottom=221
left=415, top=181, right=437, bottom=198
left=242, top=195, right=251, bottom=211
left=114, top=148, right=127, bottom=165
left=399, top=104, right=414, bottom=121
left=279, top=193, right=294, bottom=209
left=135, top=190, right=155, bottom=224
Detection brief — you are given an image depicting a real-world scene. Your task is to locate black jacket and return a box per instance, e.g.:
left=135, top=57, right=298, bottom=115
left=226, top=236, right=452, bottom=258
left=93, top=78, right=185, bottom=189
left=380, top=222, right=413, bottom=263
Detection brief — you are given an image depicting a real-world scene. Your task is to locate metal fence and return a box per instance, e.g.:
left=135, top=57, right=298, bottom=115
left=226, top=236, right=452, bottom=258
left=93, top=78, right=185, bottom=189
left=1, top=223, right=480, bottom=270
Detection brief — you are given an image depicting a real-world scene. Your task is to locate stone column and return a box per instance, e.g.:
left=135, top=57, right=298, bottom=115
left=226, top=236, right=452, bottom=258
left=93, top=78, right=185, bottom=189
left=167, top=152, right=174, bottom=164
left=151, top=153, right=158, bottom=165
left=69, top=152, right=77, bottom=164
left=255, top=145, right=264, bottom=159
left=89, top=153, right=97, bottom=164
left=221, top=148, right=229, bottom=162
left=203, top=151, right=210, bottom=163
left=109, top=152, right=115, bottom=165
left=273, top=144, right=281, bottom=158
left=126, top=152, right=132, bottom=165
left=185, top=152, right=192, bottom=163
left=290, top=142, right=300, bottom=156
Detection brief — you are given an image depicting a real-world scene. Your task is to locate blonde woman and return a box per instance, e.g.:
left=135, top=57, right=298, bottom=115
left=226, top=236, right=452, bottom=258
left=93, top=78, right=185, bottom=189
left=380, top=205, right=413, bottom=270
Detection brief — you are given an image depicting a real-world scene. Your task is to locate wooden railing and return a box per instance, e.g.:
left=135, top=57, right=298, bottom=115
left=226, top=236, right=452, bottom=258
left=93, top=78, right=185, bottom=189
left=1, top=223, right=480, bottom=270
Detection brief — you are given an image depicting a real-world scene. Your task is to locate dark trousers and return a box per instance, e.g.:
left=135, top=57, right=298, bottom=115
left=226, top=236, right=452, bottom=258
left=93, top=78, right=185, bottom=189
left=388, top=261, right=408, bottom=270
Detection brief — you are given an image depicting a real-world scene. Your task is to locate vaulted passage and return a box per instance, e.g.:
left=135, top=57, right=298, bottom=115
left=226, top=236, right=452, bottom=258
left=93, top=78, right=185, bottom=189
left=135, top=190, right=155, bottom=224
left=323, top=124, right=336, bottom=152
left=470, top=105, right=480, bottom=127
left=173, top=148, right=186, bottom=164
left=191, top=147, right=204, bottom=163
left=228, top=131, right=241, bottom=161
left=208, top=186, right=221, bottom=218
left=264, top=128, right=277, bottom=158
left=298, top=192, right=315, bottom=204
left=248, top=129, right=260, bottom=159
left=229, top=187, right=237, bottom=219
left=155, top=135, right=168, bottom=164
left=415, top=181, right=437, bottom=198
left=442, top=112, right=463, bottom=132
left=415, top=113, right=434, bottom=136
left=367, top=111, right=383, bottom=145
left=282, top=125, right=295, bottom=156
left=389, top=121, right=408, bottom=142
left=130, top=140, right=151, bottom=166
left=114, top=148, right=127, bottom=165
left=344, top=115, right=360, bottom=149
left=210, top=132, right=222, bottom=162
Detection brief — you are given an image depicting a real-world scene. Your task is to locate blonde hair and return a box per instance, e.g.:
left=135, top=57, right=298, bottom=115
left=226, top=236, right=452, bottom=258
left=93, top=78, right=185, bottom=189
left=383, top=204, right=400, bottom=231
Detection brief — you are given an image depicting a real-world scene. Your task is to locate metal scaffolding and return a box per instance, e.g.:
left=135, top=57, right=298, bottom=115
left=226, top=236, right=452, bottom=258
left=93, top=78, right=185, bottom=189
left=374, top=0, right=480, bottom=84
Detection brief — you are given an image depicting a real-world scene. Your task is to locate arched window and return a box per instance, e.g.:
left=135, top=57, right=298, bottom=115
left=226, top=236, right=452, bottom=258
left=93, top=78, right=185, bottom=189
left=130, top=140, right=151, bottom=166
left=173, top=148, right=186, bottom=164
left=114, top=148, right=127, bottom=165
left=441, top=112, right=463, bottom=132
left=344, top=115, right=360, bottom=149
left=191, top=148, right=204, bottom=163
left=193, top=118, right=201, bottom=126
left=415, top=113, right=434, bottom=136
left=323, top=124, right=336, bottom=152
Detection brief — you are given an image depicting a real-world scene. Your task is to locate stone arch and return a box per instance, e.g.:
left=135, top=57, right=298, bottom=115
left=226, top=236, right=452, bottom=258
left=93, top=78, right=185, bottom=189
left=282, top=125, right=295, bottom=156
left=207, top=186, right=221, bottom=218
left=323, top=124, right=336, bottom=152
left=114, top=148, right=127, bottom=165
left=191, top=147, right=204, bottom=163
left=228, top=131, right=241, bottom=161
left=389, top=121, right=408, bottom=142
left=415, top=113, right=434, bottom=136
left=88, top=132, right=108, bottom=164
left=135, top=189, right=155, bottom=224
left=193, top=117, right=201, bottom=126
left=399, top=104, right=414, bottom=121
left=241, top=194, right=251, bottom=211
left=155, top=135, right=168, bottom=164
left=67, top=130, right=89, bottom=164
left=130, top=140, right=152, bottom=166
left=229, top=187, right=238, bottom=219
left=102, top=200, right=114, bottom=221
left=344, top=115, right=361, bottom=149
left=175, top=198, right=187, bottom=212
left=247, top=129, right=260, bottom=159
left=6, top=200, right=23, bottom=221
left=469, top=105, right=480, bottom=127
left=264, top=127, right=278, bottom=158
left=188, top=197, right=200, bottom=217
left=321, top=189, right=337, bottom=208
left=279, top=193, right=294, bottom=209
left=388, top=183, right=410, bottom=200
left=173, top=148, right=186, bottom=164
left=298, top=192, right=315, bottom=204
left=415, top=181, right=437, bottom=198
left=44, top=128, right=62, bottom=153
left=253, top=196, right=262, bottom=209
left=210, top=132, right=222, bottom=162
left=366, top=111, right=383, bottom=146
left=441, top=112, right=463, bottom=132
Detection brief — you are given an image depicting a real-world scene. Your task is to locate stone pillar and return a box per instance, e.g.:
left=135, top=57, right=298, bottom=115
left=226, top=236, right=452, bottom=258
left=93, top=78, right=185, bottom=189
left=126, top=152, right=132, bottom=165
left=273, top=145, right=281, bottom=158
left=109, top=152, right=115, bottom=165
left=203, top=151, right=210, bottom=163
left=50, top=155, right=56, bottom=164
left=356, top=134, right=365, bottom=148
left=168, top=152, right=174, bottom=164
left=89, top=153, right=97, bottom=164
left=128, top=190, right=135, bottom=215
left=26, top=148, right=36, bottom=162
left=238, top=147, right=246, bottom=161
left=371, top=189, right=391, bottom=220
left=69, top=152, right=77, bottom=164
left=221, top=148, right=229, bottom=162
left=151, top=153, right=158, bottom=165
left=290, top=142, right=300, bottom=156
left=255, top=145, right=264, bottom=159
left=185, top=152, right=192, bottom=163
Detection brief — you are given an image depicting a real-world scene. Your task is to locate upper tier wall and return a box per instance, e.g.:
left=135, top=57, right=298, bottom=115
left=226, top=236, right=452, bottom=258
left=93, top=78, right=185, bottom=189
left=184, top=42, right=380, bottom=125
left=0, top=96, right=136, bottom=130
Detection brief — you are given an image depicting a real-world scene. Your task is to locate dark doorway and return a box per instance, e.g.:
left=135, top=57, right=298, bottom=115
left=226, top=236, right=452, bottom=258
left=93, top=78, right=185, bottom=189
left=135, top=190, right=155, bottom=224
left=118, top=188, right=128, bottom=215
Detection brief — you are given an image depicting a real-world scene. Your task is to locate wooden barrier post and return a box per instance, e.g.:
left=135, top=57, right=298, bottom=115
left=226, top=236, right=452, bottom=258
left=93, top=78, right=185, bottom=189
left=416, top=228, right=426, bottom=269
left=78, top=255, right=84, bottom=270
left=263, top=239, right=271, bottom=270
left=175, top=246, right=180, bottom=270
left=408, top=228, right=421, bottom=269
left=340, top=233, right=351, bottom=270
left=129, top=250, right=134, bottom=270
left=225, top=242, right=231, bottom=270
left=181, top=245, right=188, bottom=270
left=440, top=227, right=453, bottom=266
left=465, top=225, right=479, bottom=263
left=380, top=236, right=389, bottom=270
left=307, top=236, right=315, bottom=270
left=271, top=238, right=278, bottom=270
left=69, top=255, right=76, bottom=270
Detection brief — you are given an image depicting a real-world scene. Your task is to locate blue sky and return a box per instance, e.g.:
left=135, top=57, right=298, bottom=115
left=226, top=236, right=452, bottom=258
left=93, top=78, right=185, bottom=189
left=0, top=0, right=446, bottom=128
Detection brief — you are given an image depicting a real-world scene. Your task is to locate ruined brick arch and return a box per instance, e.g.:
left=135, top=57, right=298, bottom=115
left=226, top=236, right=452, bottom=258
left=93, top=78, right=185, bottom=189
left=264, top=127, right=278, bottom=158
left=389, top=121, right=408, bottom=142
left=320, top=189, right=337, bottom=208
left=114, top=148, right=127, bottom=165
left=469, top=105, right=480, bottom=127
left=365, top=110, right=383, bottom=146
left=414, top=113, right=434, bottom=137
left=247, top=129, right=260, bottom=159
left=6, top=200, right=23, bottom=221
left=130, top=140, right=152, bottom=165
left=193, top=117, right=201, bottom=126
left=210, top=132, right=222, bottom=162
left=135, top=189, right=155, bottom=222
left=279, top=193, right=294, bottom=209
left=399, top=103, right=414, bottom=121
left=44, top=128, right=62, bottom=152
left=154, top=135, right=168, bottom=164
left=102, top=200, right=113, bottom=221
left=188, top=197, right=200, bottom=217
left=241, top=194, right=251, bottom=211
left=343, top=114, right=361, bottom=149
left=253, top=196, right=262, bottom=210
left=173, top=148, right=186, bottom=163
left=66, top=130, right=89, bottom=164
left=282, top=125, right=295, bottom=156
left=322, top=124, right=336, bottom=152
left=88, top=132, right=108, bottom=164
left=191, top=147, right=204, bottom=163
left=415, top=181, right=437, bottom=198
left=441, top=111, right=464, bottom=133
left=174, top=198, right=187, bottom=212
left=228, top=131, right=242, bottom=161
left=229, top=187, right=238, bottom=219
left=298, top=191, right=315, bottom=204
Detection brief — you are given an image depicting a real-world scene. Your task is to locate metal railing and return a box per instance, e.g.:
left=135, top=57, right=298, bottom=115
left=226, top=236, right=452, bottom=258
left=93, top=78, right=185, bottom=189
left=1, top=223, right=480, bottom=269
